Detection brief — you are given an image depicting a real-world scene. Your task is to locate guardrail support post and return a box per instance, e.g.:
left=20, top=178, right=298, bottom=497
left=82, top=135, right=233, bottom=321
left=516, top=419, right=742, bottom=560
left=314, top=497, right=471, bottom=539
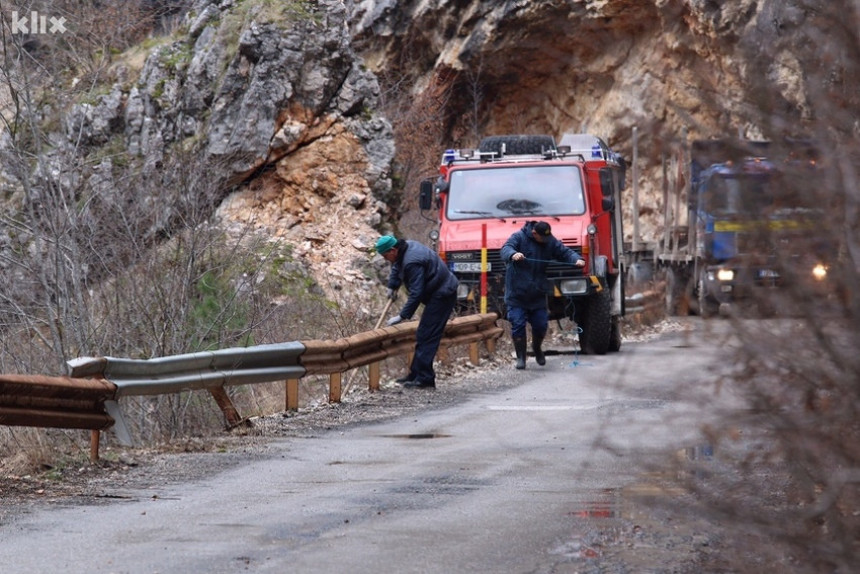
left=469, top=342, right=479, bottom=365
left=486, top=338, right=496, bottom=354
left=368, top=362, right=380, bottom=391
left=208, top=387, right=243, bottom=427
left=286, top=379, right=299, bottom=411
left=329, top=372, right=342, bottom=403
left=90, top=430, right=100, bottom=462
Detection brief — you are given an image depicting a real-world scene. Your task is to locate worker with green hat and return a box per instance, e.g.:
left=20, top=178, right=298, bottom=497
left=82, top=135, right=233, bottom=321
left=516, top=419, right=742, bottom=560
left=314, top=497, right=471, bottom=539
left=376, top=235, right=459, bottom=388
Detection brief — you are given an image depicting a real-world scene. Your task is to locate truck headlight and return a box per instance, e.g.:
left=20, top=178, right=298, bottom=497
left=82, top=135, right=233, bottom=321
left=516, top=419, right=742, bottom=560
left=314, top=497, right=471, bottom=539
left=812, top=263, right=827, bottom=281
left=457, top=283, right=471, bottom=299
left=559, top=279, right=588, bottom=295
left=716, top=268, right=734, bottom=282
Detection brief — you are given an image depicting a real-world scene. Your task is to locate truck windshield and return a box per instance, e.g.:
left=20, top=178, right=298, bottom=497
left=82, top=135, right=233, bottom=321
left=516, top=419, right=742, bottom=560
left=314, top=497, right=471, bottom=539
left=705, top=175, right=776, bottom=216
left=446, top=165, right=586, bottom=220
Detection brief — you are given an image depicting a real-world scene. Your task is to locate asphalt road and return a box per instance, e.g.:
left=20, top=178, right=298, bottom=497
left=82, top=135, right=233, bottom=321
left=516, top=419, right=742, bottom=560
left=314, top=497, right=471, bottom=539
left=1, top=319, right=737, bottom=573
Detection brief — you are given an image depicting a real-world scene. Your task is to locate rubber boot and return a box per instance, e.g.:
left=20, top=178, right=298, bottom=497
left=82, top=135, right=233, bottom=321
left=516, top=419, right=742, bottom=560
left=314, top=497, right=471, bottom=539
left=532, top=334, right=546, bottom=366
left=513, top=337, right=527, bottom=370
left=514, top=337, right=527, bottom=370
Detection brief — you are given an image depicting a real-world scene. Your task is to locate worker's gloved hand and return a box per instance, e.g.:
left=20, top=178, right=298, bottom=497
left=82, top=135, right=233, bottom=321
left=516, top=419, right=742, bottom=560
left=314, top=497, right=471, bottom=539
left=512, top=252, right=526, bottom=262
left=386, top=315, right=403, bottom=326
left=576, top=259, right=586, bottom=267
left=386, top=287, right=399, bottom=301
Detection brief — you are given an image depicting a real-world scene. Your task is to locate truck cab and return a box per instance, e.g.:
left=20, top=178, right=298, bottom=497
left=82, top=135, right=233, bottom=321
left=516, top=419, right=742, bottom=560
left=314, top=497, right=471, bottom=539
left=419, top=134, right=627, bottom=354
left=692, top=149, right=828, bottom=315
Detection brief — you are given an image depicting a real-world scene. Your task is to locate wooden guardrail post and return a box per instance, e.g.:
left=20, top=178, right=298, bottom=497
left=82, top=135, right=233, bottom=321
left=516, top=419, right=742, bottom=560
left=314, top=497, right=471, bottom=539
left=90, top=430, right=100, bottom=462
left=368, top=362, right=380, bottom=391
left=469, top=341, right=480, bottom=365
left=329, top=372, right=342, bottom=403
left=485, top=337, right=496, bottom=354
left=286, top=378, right=299, bottom=411
left=208, top=387, right=243, bottom=427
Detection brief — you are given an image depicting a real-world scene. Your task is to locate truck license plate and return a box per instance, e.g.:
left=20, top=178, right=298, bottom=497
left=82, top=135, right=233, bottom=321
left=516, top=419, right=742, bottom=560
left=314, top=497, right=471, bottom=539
left=453, top=262, right=491, bottom=272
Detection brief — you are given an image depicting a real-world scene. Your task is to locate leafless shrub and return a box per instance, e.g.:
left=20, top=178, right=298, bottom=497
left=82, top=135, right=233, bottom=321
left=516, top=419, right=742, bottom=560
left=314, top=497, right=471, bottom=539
left=377, top=58, right=458, bottom=217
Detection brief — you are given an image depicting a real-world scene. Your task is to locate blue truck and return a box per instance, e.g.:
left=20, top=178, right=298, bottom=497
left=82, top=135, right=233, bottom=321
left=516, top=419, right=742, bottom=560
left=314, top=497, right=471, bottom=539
left=632, top=137, right=829, bottom=316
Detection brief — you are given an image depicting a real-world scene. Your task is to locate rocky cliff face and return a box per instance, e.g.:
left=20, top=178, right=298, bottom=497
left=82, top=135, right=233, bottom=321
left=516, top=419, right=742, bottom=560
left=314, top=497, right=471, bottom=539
left=7, top=0, right=399, bottom=302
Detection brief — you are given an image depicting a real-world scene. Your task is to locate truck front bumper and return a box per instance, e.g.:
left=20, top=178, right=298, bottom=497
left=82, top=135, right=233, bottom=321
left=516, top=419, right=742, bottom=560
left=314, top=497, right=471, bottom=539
left=702, top=260, right=829, bottom=305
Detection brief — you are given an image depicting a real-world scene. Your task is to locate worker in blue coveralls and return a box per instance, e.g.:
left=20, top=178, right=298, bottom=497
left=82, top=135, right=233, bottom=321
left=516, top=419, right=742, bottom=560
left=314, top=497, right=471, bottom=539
left=500, top=221, right=585, bottom=370
left=376, top=235, right=459, bottom=389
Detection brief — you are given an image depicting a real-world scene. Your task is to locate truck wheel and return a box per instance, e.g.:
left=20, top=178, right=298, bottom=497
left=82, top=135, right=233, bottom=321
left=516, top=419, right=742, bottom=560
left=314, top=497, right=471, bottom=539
left=479, top=135, right=556, bottom=156
left=608, top=315, right=622, bottom=352
left=665, top=266, right=692, bottom=316
left=666, top=267, right=680, bottom=315
left=580, top=289, right=611, bottom=355
left=697, top=272, right=719, bottom=318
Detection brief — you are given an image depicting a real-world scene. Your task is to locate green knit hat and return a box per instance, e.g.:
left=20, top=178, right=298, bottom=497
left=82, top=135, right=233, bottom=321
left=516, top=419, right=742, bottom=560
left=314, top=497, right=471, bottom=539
left=375, top=235, right=397, bottom=254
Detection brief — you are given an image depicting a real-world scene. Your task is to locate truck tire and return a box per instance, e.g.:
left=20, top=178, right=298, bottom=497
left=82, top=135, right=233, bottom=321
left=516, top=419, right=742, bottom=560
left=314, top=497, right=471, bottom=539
left=665, top=266, right=692, bottom=316
left=479, top=135, right=556, bottom=156
left=697, top=271, right=720, bottom=318
left=579, top=288, right=612, bottom=355
left=608, top=315, right=622, bottom=352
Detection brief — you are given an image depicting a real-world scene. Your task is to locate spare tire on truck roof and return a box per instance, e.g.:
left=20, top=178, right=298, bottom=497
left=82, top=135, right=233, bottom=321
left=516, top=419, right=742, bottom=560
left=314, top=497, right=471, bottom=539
left=479, top=135, right=557, bottom=156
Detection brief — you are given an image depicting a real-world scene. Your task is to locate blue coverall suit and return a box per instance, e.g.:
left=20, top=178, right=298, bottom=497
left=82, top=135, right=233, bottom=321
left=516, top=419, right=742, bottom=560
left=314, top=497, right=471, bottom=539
left=387, top=240, right=459, bottom=385
left=500, top=222, right=584, bottom=339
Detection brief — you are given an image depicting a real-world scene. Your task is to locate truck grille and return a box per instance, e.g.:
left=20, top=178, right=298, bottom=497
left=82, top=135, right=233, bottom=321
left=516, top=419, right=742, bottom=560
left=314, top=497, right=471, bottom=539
left=448, top=248, right=585, bottom=278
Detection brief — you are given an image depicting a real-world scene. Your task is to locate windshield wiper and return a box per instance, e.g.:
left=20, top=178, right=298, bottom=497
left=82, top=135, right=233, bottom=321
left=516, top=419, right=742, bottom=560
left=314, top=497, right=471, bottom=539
left=453, top=210, right=493, bottom=215
left=496, top=199, right=542, bottom=215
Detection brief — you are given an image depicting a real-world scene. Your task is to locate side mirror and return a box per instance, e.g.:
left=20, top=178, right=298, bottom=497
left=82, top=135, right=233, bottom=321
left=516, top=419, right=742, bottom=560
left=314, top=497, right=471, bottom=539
left=419, top=180, right=434, bottom=211
left=616, top=156, right=627, bottom=191
left=602, top=196, right=614, bottom=212
left=599, top=168, right=614, bottom=197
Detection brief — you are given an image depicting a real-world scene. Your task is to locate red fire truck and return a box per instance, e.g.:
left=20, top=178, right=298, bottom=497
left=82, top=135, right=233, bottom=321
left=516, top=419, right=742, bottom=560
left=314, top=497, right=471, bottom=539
left=418, top=134, right=627, bottom=354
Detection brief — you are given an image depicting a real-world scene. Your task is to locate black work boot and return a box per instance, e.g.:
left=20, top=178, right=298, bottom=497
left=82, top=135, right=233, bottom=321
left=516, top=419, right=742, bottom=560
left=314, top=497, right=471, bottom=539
left=513, top=337, right=527, bottom=370
left=533, top=334, right=546, bottom=366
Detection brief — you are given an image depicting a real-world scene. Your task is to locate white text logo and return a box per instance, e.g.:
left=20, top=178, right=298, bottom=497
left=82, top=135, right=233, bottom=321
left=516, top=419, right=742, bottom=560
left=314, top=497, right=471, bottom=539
left=10, top=11, right=67, bottom=34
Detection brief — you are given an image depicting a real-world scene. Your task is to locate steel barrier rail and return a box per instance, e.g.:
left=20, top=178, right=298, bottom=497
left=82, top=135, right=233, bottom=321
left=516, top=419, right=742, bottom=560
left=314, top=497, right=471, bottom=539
left=67, top=342, right=306, bottom=395
left=0, top=374, right=117, bottom=430
left=65, top=342, right=307, bottom=446
left=0, top=374, right=118, bottom=462
left=56, top=315, right=500, bottom=448
left=0, top=314, right=501, bottom=458
left=291, top=313, right=502, bottom=407
left=298, top=313, right=500, bottom=376
left=624, top=289, right=662, bottom=314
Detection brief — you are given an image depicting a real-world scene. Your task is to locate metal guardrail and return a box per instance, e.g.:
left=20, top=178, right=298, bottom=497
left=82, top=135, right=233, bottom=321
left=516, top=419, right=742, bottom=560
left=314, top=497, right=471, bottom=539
left=0, top=374, right=119, bottom=462
left=297, top=313, right=503, bottom=406
left=67, top=342, right=306, bottom=397
left=624, top=289, right=662, bottom=315
left=0, top=374, right=117, bottom=431
left=0, top=313, right=503, bottom=459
